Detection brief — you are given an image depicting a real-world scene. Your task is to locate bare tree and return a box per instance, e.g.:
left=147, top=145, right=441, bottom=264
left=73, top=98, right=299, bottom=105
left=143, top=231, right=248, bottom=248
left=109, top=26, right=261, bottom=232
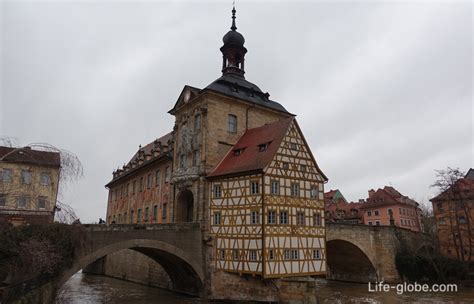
left=431, top=167, right=472, bottom=262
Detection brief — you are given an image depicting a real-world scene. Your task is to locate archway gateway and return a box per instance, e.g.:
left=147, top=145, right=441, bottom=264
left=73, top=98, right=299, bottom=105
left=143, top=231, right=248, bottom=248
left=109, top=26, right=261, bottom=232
left=176, top=189, right=194, bottom=222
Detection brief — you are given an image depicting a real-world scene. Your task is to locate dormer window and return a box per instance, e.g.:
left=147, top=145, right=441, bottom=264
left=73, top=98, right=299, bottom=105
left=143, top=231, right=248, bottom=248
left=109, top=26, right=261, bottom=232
left=233, top=149, right=243, bottom=156
left=258, top=143, right=268, bottom=152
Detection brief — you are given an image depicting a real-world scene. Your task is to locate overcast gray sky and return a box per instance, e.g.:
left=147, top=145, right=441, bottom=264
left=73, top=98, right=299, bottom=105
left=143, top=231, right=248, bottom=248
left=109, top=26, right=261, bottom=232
left=0, top=1, right=472, bottom=223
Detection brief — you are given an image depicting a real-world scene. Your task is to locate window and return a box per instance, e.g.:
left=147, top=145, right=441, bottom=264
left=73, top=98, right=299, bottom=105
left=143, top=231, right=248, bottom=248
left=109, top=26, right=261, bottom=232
left=375, top=221, right=380, bottom=226
left=438, top=218, right=445, bottom=225
left=310, top=186, right=318, bottom=198
left=153, top=205, right=158, bottom=221
left=291, top=249, right=299, bottom=260
left=268, top=210, right=276, bottom=224
left=194, top=114, right=201, bottom=131
left=126, top=183, right=129, bottom=196
left=233, top=149, right=242, bottom=156
left=368, top=221, right=373, bottom=225
left=313, top=249, right=321, bottom=260
left=258, top=143, right=268, bottom=152
left=387, top=208, right=392, bottom=216
left=162, top=203, right=167, bottom=220
left=137, top=209, right=142, bottom=223
left=165, top=167, right=171, bottom=182
left=130, top=210, right=134, bottom=223
left=0, top=169, right=12, bottom=183
left=0, top=194, right=6, bottom=207
left=133, top=180, right=136, bottom=194
left=18, top=196, right=27, bottom=208
left=280, top=211, right=289, bottom=224
left=284, top=249, right=291, bottom=260
left=296, top=212, right=305, bottom=226
left=145, top=207, right=149, bottom=222
left=282, top=162, right=289, bottom=170
left=250, top=181, right=259, bottom=195
left=118, top=214, right=122, bottom=223
left=269, top=249, right=275, bottom=260
left=367, top=211, right=372, bottom=216
left=218, top=250, right=225, bottom=260
left=228, top=114, right=237, bottom=133
left=271, top=181, right=279, bottom=195
left=120, top=186, right=123, bottom=198
left=213, top=185, right=222, bottom=198
left=124, top=212, right=127, bottom=223
left=155, top=170, right=161, bottom=186
left=147, top=174, right=152, bottom=189
left=249, top=250, right=257, bottom=261
left=459, top=216, right=467, bottom=224
left=37, top=197, right=46, bottom=209
left=180, top=154, right=186, bottom=168
left=290, top=143, right=298, bottom=150
left=300, top=165, right=306, bottom=172
left=139, top=177, right=143, bottom=192
left=233, top=249, right=239, bottom=261
left=21, top=170, right=32, bottom=184
left=193, top=150, right=200, bottom=166
left=290, top=183, right=299, bottom=197
left=374, top=210, right=379, bottom=216
left=213, top=212, right=221, bottom=225
left=40, top=173, right=51, bottom=186
left=314, top=213, right=321, bottom=226
left=250, top=210, right=260, bottom=224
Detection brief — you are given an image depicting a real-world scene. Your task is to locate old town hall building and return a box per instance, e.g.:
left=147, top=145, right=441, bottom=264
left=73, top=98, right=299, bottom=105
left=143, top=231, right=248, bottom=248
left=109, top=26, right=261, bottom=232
left=106, top=8, right=327, bottom=278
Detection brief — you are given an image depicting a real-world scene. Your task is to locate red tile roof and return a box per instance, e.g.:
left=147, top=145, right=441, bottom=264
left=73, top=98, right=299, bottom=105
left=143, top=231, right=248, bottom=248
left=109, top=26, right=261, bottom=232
left=360, top=186, right=418, bottom=209
left=208, top=118, right=293, bottom=178
left=0, top=146, right=60, bottom=167
left=430, top=177, right=474, bottom=202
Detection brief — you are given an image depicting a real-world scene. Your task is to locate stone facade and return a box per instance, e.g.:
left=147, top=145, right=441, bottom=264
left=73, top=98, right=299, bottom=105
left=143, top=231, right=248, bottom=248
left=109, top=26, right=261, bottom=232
left=0, top=146, right=60, bottom=225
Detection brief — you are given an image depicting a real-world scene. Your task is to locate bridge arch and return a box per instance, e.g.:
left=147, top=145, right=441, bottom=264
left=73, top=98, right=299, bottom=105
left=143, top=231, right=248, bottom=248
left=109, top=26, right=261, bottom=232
left=326, top=238, right=378, bottom=282
left=59, top=238, right=204, bottom=296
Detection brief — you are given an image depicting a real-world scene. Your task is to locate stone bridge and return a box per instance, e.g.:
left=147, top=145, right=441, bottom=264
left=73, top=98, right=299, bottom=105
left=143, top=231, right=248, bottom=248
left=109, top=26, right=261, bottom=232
left=49, top=222, right=433, bottom=301
left=326, top=223, right=433, bottom=283
left=60, top=222, right=205, bottom=296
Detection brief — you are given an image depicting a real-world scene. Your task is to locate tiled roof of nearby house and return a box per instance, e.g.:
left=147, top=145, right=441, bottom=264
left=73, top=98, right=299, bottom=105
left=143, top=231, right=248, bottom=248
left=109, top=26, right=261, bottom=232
left=324, top=189, right=338, bottom=201
left=208, top=118, right=293, bottom=178
left=430, top=170, right=474, bottom=202
left=106, top=132, right=173, bottom=187
left=0, top=146, right=60, bottom=167
left=360, top=186, right=418, bottom=209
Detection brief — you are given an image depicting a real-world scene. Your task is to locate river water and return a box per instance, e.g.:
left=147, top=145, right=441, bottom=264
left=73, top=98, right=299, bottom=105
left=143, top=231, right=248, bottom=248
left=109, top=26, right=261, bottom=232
left=56, top=272, right=473, bottom=304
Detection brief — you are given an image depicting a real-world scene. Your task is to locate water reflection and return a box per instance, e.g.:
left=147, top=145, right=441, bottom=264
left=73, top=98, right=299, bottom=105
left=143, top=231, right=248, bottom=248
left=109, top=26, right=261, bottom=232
left=57, top=272, right=473, bottom=304
left=56, top=272, right=206, bottom=304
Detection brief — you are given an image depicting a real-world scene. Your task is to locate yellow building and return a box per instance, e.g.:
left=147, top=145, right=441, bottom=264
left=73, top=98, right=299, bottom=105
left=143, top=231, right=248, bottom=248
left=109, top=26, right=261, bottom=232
left=0, top=146, right=61, bottom=225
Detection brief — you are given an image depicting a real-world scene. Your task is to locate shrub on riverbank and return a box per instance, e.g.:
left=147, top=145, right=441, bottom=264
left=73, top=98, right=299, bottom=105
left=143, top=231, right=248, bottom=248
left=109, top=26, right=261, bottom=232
left=395, top=251, right=469, bottom=282
left=0, top=221, right=87, bottom=302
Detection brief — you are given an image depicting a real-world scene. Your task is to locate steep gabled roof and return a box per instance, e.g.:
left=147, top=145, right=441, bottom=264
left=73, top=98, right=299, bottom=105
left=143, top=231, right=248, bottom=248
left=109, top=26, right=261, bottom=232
left=0, top=146, right=60, bottom=167
left=168, top=85, right=201, bottom=114
left=207, top=118, right=293, bottom=178
left=360, top=186, right=418, bottom=209
left=430, top=176, right=474, bottom=202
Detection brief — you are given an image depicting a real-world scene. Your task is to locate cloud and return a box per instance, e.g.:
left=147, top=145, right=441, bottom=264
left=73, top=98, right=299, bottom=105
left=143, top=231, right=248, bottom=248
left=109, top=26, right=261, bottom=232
left=1, top=1, right=471, bottom=222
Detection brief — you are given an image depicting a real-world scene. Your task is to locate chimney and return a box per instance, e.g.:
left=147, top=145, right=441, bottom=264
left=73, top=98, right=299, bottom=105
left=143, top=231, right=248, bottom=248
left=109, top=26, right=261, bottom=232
left=368, top=189, right=375, bottom=198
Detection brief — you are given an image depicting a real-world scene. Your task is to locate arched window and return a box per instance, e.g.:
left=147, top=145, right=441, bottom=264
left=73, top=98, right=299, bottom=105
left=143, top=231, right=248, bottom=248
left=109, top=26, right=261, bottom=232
left=228, top=114, right=237, bottom=133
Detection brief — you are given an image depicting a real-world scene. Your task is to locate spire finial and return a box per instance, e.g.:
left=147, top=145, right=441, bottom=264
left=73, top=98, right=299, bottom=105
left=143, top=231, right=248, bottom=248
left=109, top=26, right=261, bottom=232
left=231, top=3, right=237, bottom=31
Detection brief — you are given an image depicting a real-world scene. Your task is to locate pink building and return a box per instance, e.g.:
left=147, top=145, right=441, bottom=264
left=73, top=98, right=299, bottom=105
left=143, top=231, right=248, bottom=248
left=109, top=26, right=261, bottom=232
left=359, top=186, right=422, bottom=232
